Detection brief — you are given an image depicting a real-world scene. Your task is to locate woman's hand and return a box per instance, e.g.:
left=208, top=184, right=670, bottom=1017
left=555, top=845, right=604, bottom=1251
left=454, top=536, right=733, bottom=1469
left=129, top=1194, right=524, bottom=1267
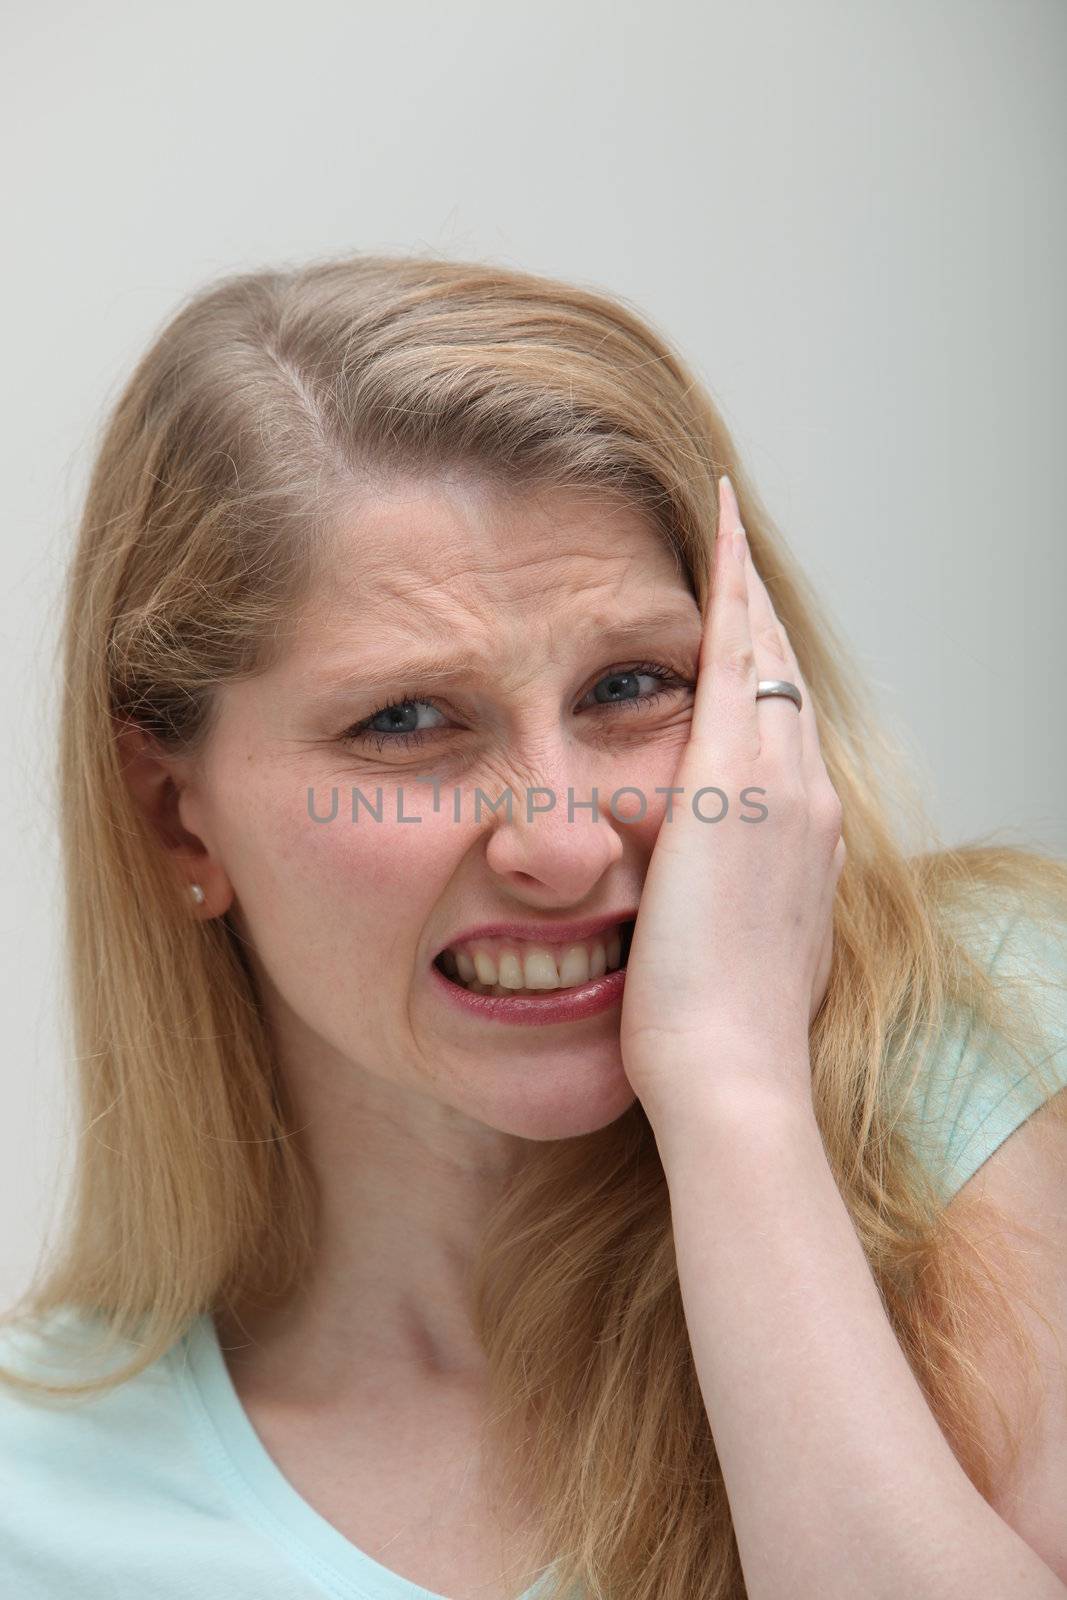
left=618, top=475, right=845, bottom=1130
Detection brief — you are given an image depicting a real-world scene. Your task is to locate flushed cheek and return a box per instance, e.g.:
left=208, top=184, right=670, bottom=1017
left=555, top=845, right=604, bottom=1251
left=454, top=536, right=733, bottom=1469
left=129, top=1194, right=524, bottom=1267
left=298, top=817, right=426, bottom=902
left=206, top=775, right=410, bottom=948
left=218, top=792, right=448, bottom=1049
left=297, top=796, right=466, bottom=904
left=284, top=809, right=466, bottom=1049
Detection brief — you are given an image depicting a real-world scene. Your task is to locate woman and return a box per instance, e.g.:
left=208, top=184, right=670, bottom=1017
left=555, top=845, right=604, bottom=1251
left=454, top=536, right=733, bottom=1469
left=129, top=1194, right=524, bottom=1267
left=1, top=253, right=1065, bottom=1600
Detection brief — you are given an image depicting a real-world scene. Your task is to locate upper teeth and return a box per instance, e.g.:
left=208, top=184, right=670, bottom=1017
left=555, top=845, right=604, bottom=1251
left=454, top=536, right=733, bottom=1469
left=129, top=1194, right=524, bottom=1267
left=440, top=926, right=627, bottom=990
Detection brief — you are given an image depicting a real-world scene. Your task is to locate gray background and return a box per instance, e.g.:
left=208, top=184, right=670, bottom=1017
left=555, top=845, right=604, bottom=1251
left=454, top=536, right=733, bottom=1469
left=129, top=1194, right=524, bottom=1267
left=3, top=0, right=1064, bottom=1304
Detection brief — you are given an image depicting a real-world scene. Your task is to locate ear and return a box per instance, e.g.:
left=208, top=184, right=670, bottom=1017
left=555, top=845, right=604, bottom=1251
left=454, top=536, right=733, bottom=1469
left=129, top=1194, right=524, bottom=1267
left=112, top=717, right=233, bottom=919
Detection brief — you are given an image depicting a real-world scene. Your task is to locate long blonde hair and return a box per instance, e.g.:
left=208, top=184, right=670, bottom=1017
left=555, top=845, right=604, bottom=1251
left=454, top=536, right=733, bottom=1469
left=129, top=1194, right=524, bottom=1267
left=4, top=251, right=1067, bottom=1600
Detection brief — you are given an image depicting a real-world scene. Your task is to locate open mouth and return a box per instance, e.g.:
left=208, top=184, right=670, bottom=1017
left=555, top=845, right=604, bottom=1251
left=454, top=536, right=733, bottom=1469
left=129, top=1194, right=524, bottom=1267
left=434, top=918, right=635, bottom=995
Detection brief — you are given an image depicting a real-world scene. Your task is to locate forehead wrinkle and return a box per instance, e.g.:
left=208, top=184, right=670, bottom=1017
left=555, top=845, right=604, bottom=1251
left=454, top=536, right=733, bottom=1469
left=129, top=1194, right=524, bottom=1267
left=295, top=498, right=699, bottom=703
left=307, top=602, right=701, bottom=706
left=431, top=550, right=667, bottom=640
left=342, top=516, right=654, bottom=611
left=318, top=552, right=658, bottom=665
left=314, top=486, right=683, bottom=642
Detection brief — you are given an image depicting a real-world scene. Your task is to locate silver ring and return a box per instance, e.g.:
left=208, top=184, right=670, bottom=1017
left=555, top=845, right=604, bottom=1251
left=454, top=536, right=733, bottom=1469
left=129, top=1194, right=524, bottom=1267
left=755, top=678, right=802, bottom=713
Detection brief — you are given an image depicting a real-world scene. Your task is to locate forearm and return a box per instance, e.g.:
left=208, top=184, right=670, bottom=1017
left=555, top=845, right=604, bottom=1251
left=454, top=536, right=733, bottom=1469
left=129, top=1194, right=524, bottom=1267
left=653, top=1074, right=1067, bottom=1600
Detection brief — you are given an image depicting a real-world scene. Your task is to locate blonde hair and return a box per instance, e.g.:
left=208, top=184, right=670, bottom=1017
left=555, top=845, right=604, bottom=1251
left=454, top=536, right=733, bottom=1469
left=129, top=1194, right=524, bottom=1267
left=4, top=251, right=1067, bottom=1600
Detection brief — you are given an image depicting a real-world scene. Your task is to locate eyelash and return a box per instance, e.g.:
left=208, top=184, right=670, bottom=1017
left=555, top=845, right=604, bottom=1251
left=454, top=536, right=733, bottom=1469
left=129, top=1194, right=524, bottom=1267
left=339, top=660, right=693, bottom=754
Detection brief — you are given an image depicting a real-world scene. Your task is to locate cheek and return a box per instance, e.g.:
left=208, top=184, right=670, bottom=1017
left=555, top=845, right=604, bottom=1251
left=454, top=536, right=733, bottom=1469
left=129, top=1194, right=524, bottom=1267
left=288, top=786, right=461, bottom=914
left=217, top=774, right=459, bottom=959
left=303, top=809, right=424, bottom=898
left=219, top=785, right=463, bottom=1040
left=594, top=736, right=691, bottom=835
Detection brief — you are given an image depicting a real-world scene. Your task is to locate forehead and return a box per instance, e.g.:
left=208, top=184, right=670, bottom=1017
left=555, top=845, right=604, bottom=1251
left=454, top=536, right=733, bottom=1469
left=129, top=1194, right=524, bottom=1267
left=294, top=475, right=694, bottom=658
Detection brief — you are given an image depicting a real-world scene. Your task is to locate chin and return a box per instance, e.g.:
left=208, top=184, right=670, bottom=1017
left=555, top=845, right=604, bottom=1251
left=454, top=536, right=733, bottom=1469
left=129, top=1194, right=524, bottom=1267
left=472, top=1071, right=639, bottom=1142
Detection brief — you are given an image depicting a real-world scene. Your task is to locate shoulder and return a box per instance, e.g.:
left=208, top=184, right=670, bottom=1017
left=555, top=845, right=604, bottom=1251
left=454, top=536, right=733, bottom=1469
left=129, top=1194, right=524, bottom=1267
left=907, top=885, right=1067, bottom=1205
left=0, top=1306, right=177, bottom=1479
left=0, top=1309, right=210, bottom=1591
left=0, top=1311, right=346, bottom=1597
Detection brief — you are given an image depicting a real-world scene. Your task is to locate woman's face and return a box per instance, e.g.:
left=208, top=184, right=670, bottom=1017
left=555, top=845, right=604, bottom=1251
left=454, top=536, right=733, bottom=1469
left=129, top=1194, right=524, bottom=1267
left=177, top=474, right=705, bottom=1141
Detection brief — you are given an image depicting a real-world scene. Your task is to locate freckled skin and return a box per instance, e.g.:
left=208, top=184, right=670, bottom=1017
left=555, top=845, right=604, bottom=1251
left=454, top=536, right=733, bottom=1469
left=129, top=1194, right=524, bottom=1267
left=176, top=473, right=705, bottom=1149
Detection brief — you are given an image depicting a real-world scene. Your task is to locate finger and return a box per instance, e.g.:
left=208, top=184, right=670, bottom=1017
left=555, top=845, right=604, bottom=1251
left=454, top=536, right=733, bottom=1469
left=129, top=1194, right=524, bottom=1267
left=689, top=475, right=759, bottom=766
left=736, top=499, right=804, bottom=774
left=737, top=521, right=830, bottom=794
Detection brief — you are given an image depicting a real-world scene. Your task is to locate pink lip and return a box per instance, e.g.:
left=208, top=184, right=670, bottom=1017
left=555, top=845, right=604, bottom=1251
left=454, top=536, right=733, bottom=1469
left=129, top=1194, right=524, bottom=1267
left=436, top=910, right=637, bottom=956
left=429, top=959, right=627, bottom=1026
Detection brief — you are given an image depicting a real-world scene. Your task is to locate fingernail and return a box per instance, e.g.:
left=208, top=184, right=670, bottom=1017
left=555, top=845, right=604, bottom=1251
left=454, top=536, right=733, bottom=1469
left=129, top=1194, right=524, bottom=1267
left=720, top=474, right=746, bottom=560
left=717, top=475, right=733, bottom=565
left=721, top=473, right=740, bottom=530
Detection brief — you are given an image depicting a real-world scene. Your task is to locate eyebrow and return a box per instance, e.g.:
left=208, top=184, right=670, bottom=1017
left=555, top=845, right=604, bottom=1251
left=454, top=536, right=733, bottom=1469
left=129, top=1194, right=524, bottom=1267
left=310, top=605, right=700, bottom=702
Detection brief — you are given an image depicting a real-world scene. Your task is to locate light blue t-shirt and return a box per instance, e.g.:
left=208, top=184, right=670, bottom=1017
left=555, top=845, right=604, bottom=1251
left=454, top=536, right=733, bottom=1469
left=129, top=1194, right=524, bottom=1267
left=905, top=895, right=1067, bottom=1202
left=0, top=1305, right=562, bottom=1600
left=1, top=896, right=1064, bottom=1599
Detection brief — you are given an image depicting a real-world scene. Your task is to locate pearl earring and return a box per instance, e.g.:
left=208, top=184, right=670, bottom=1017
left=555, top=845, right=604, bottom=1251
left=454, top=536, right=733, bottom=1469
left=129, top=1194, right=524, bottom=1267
left=189, top=883, right=206, bottom=905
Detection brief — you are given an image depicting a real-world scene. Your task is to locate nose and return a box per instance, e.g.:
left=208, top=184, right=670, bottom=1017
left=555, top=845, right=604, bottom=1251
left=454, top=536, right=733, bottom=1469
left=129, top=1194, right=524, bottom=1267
left=483, top=761, right=626, bottom=903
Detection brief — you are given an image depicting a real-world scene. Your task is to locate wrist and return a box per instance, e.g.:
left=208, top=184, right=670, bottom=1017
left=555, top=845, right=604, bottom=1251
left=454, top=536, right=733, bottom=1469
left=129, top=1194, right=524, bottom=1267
left=642, top=1071, right=820, bottom=1171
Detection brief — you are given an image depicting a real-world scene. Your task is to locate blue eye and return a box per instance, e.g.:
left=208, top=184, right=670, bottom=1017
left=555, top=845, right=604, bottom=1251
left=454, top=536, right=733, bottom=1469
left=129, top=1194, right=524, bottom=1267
left=588, top=666, right=672, bottom=707
left=349, top=698, right=447, bottom=747
left=339, top=660, right=692, bottom=755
